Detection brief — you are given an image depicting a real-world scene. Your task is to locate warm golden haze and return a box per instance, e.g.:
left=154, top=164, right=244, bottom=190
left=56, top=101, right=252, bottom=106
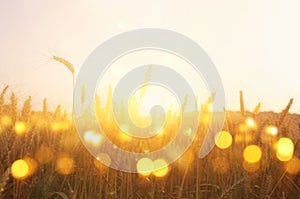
left=1, top=86, right=300, bottom=198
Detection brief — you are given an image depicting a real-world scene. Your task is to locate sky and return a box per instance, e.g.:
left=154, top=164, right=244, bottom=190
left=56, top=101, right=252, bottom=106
left=0, top=0, right=300, bottom=112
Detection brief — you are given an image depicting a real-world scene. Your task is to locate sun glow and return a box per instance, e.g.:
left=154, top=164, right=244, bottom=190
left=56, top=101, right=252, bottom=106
left=128, top=85, right=180, bottom=128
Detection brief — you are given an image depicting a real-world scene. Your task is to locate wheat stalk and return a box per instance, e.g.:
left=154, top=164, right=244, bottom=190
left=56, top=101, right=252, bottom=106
left=0, top=85, right=9, bottom=108
left=42, top=98, right=48, bottom=117
left=53, top=56, right=74, bottom=74
left=10, top=92, right=18, bottom=121
left=0, top=167, right=11, bottom=198
left=221, top=177, right=248, bottom=199
left=239, top=90, right=245, bottom=117
left=253, top=102, right=261, bottom=115
left=21, top=96, right=32, bottom=120
left=259, top=171, right=272, bottom=199
left=277, top=98, right=293, bottom=127
left=54, top=105, right=62, bottom=119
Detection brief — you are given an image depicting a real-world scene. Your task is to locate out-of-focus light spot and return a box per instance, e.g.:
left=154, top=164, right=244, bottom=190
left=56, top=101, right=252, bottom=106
left=84, top=130, right=103, bottom=147
left=286, top=157, right=300, bottom=175
left=243, top=145, right=262, bottom=163
left=212, top=157, right=229, bottom=174
left=243, top=161, right=260, bottom=173
left=276, top=137, right=294, bottom=162
left=51, top=122, right=70, bottom=132
left=215, top=131, right=232, bottom=149
left=137, top=158, right=154, bottom=176
left=265, top=125, right=278, bottom=136
left=206, top=102, right=213, bottom=112
left=11, top=159, right=29, bottom=179
left=202, top=115, right=210, bottom=124
left=1, top=115, right=12, bottom=127
left=246, top=118, right=256, bottom=129
left=55, top=153, right=75, bottom=175
left=14, top=121, right=27, bottom=135
left=35, top=145, right=54, bottom=164
left=153, top=159, right=168, bottom=177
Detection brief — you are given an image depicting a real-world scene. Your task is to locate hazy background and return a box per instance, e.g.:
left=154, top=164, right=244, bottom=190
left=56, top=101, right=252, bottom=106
left=0, top=0, right=299, bottom=112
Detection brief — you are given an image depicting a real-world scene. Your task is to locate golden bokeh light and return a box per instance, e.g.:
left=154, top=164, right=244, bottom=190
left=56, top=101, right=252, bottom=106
left=276, top=137, right=294, bottom=162
left=202, top=115, right=211, bottom=124
left=153, top=159, right=169, bottom=177
left=265, top=125, right=278, bottom=136
left=215, top=130, right=232, bottom=149
left=14, top=121, right=27, bottom=135
left=51, top=121, right=70, bottom=132
left=243, top=145, right=262, bottom=163
left=55, top=153, right=75, bottom=175
left=206, top=102, right=213, bottom=112
left=11, top=159, right=29, bottom=179
left=84, top=130, right=103, bottom=147
left=137, top=158, right=154, bottom=176
left=1, top=115, right=12, bottom=127
left=245, top=117, right=256, bottom=129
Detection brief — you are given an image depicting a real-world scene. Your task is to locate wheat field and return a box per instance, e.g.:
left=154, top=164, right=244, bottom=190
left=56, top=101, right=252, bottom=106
left=0, top=85, right=300, bottom=199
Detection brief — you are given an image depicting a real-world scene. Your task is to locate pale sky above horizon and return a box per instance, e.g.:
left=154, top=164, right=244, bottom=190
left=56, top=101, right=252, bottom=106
left=0, top=0, right=300, bottom=112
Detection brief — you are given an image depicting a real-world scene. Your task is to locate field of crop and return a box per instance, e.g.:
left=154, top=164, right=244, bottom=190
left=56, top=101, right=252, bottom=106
left=0, top=84, right=300, bottom=199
